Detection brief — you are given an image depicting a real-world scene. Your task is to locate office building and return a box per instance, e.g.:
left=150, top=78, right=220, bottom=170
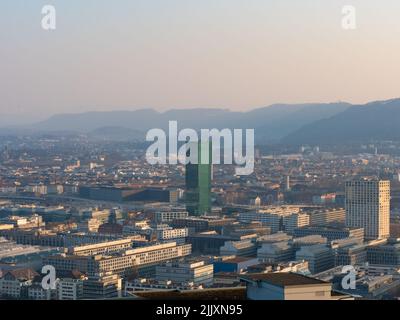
left=222, top=222, right=271, bottom=238
left=124, top=278, right=203, bottom=293
left=291, top=235, right=327, bottom=249
left=213, top=256, right=260, bottom=273
left=239, top=208, right=309, bottom=234
left=44, top=242, right=192, bottom=277
left=187, top=232, right=236, bottom=255
left=345, top=179, right=390, bottom=239
left=82, top=274, right=122, bottom=299
left=336, top=274, right=400, bottom=299
left=332, top=243, right=367, bottom=267
left=257, top=232, right=293, bottom=244
left=155, top=227, right=188, bottom=242
left=185, top=141, right=212, bottom=216
left=57, top=278, right=84, bottom=300
left=27, top=283, right=53, bottom=300
left=0, top=268, right=38, bottom=299
left=0, top=229, right=124, bottom=247
left=155, top=260, right=214, bottom=286
left=240, top=273, right=353, bottom=300
left=220, top=239, right=258, bottom=257
left=295, top=245, right=334, bottom=274
left=293, top=226, right=364, bottom=243
left=257, top=242, right=295, bottom=263
left=155, top=210, right=188, bottom=223
left=0, top=237, right=59, bottom=269
left=66, top=238, right=134, bottom=256
left=78, top=186, right=174, bottom=203
left=307, top=208, right=346, bottom=226
left=283, top=214, right=310, bottom=234
left=172, top=217, right=235, bottom=233
left=367, top=242, right=400, bottom=266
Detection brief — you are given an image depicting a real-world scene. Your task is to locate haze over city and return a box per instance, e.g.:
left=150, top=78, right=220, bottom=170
left=3, top=0, right=400, bottom=309
left=2, top=0, right=400, bottom=120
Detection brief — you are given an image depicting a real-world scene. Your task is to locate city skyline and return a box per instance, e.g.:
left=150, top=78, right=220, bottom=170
left=3, top=0, right=400, bottom=305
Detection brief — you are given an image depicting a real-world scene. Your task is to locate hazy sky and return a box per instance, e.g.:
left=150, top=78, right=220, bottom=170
left=1, top=0, right=400, bottom=119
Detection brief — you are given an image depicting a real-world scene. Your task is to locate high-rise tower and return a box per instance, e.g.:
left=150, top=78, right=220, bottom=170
left=185, top=141, right=212, bottom=216
left=345, top=179, right=390, bottom=240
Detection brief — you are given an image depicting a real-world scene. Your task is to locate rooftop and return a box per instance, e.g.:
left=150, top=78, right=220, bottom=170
left=220, top=256, right=255, bottom=263
left=131, top=287, right=246, bottom=300
left=240, top=272, right=328, bottom=287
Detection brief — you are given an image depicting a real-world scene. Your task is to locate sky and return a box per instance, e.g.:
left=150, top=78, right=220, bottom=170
left=1, top=0, right=400, bottom=121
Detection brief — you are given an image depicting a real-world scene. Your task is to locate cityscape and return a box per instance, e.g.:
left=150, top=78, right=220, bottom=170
left=1, top=132, right=400, bottom=301
left=2, top=1, right=400, bottom=309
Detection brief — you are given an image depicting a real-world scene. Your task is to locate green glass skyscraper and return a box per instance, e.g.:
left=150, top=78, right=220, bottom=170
left=185, top=140, right=212, bottom=216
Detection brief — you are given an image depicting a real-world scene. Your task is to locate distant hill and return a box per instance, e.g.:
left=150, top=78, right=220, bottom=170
left=34, top=109, right=160, bottom=132
left=22, top=102, right=350, bottom=143
left=5, top=98, right=400, bottom=145
left=282, top=98, right=400, bottom=145
left=88, top=126, right=144, bottom=141
left=241, top=103, right=350, bottom=141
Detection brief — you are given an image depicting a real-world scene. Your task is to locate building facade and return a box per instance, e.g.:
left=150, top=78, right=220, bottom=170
left=155, top=260, right=214, bottom=286
left=345, top=180, right=390, bottom=239
left=185, top=141, right=212, bottom=216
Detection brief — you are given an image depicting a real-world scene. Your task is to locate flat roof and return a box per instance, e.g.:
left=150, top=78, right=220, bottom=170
left=296, top=226, right=361, bottom=232
left=132, top=287, right=246, bottom=300
left=71, top=238, right=133, bottom=252
left=240, top=272, right=328, bottom=287
left=219, top=257, right=255, bottom=263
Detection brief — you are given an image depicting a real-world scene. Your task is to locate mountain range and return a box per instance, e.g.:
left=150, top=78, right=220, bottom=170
left=282, top=98, right=400, bottom=145
left=2, top=98, right=400, bottom=145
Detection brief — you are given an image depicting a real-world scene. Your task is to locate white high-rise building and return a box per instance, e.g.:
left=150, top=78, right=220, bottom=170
left=345, top=179, right=390, bottom=240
